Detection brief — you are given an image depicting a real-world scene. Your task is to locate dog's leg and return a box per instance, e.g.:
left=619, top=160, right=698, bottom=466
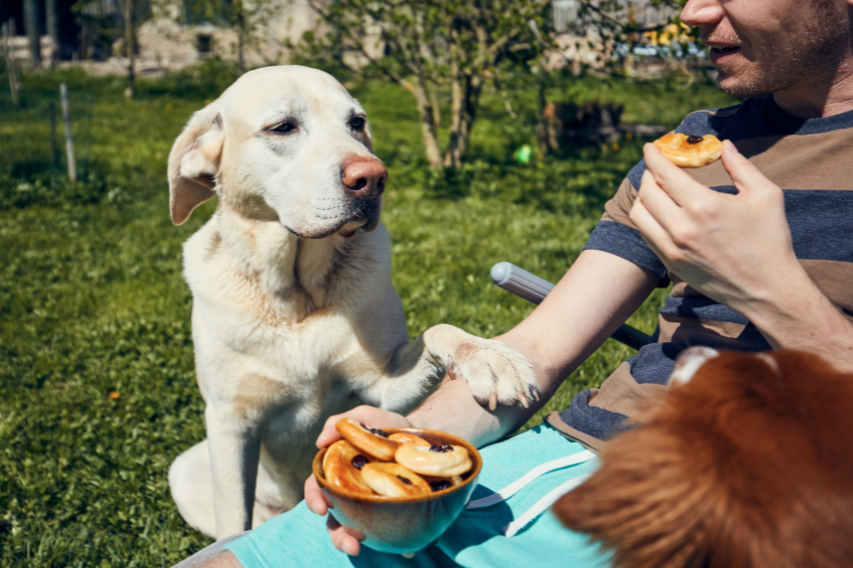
left=169, top=439, right=218, bottom=538
left=205, top=405, right=262, bottom=540
left=349, top=324, right=539, bottom=414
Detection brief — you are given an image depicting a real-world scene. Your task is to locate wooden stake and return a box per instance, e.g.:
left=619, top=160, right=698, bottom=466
left=49, top=101, right=59, bottom=166
left=123, top=0, right=135, bottom=99
left=3, top=20, right=20, bottom=107
left=60, top=83, right=76, bottom=183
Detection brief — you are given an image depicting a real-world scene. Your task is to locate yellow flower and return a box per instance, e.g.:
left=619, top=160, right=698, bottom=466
left=109, top=391, right=121, bottom=400
left=611, top=143, right=620, bottom=151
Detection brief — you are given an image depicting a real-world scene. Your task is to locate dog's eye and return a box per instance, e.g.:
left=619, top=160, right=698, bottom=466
left=350, top=116, right=366, bottom=131
left=267, top=121, right=296, bottom=135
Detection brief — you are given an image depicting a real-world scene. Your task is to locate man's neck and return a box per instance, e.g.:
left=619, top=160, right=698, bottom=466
left=772, top=58, right=853, bottom=119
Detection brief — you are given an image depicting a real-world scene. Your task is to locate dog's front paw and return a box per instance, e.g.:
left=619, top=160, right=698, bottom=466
left=446, top=336, right=540, bottom=411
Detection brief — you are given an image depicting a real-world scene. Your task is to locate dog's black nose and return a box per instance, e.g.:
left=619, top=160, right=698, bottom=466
left=341, top=158, right=388, bottom=198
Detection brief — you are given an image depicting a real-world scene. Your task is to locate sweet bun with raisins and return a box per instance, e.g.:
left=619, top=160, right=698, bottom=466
left=322, top=439, right=375, bottom=496
left=653, top=133, right=723, bottom=168
left=336, top=418, right=400, bottom=461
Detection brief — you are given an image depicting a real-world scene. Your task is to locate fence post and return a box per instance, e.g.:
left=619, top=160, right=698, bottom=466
left=60, top=83, right=77, bottom=183
left=2, top=20, right=20, bottom=107
left=49, top=101, right=59, bottom=166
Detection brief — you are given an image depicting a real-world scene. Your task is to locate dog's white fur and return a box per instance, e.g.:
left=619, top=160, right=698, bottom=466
left=167, top=66, right=539, bottom=539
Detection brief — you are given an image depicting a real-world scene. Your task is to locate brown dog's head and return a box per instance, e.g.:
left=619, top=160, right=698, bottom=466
left=554, top=349, right=853, bottom=568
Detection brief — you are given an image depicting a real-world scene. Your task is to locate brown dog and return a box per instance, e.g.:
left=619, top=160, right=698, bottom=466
left=554, top=348, right=853, bottom=568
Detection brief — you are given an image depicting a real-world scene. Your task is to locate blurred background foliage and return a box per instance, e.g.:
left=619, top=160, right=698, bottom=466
left=0, top=57, right=734, bottom=566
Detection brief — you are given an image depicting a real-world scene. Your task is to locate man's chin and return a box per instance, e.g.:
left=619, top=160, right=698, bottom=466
left=715, top=68, right=772, bottom=99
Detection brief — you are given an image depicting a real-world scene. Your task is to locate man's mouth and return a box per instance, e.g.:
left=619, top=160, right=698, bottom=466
left=709, top=45, right=741, bottom=64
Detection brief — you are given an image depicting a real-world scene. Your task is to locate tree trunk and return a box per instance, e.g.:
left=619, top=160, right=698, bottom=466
left=443, top=74, right=482, bottom=170
left=23, top=0, right=41, bottom=68
left=536, top=71, right=554, bottom=155
left=123, top=0, right=135, bottom=99
left=238, top=32, right=245, bottom=74
left=427, top=81, right=441, bottom=129
left=408, top=75, right=443, bottom=168
left=3, top=20, right=20, bottom=106
left=236, top=3, right=246, bottom=75
left=46, top=0, right=60, bottom=66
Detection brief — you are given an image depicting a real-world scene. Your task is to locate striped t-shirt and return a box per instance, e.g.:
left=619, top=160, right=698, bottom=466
left=547, top=95, right=853, bottom=449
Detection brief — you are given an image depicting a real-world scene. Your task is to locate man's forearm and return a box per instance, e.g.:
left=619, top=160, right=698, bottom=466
left=741, top=267, right=853, bottom=370
left=406, top=346, right=562, bottom=447
left=407, top=250, right=660, bottom=446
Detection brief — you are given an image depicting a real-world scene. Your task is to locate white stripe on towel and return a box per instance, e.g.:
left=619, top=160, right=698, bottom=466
left=502, top=472, right=592, bottom=537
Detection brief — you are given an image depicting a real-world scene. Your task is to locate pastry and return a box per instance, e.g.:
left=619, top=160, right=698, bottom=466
left=395, top=442, right=473, bottom=477
left=360, top=462, right=431, bottom=497
left=323, top=439, right=375, bottom=496
left=336, top=418, right=400, bottom=461
left=652, top=133, right=723, bottom=168
left=388, top=432, right=431, bottom=447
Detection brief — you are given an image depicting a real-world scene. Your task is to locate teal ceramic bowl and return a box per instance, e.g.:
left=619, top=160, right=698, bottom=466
left=313, top=427, right=482, bottom=554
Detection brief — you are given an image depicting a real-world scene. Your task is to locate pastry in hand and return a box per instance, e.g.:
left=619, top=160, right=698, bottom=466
left=652, top=133, right=723, bottom=168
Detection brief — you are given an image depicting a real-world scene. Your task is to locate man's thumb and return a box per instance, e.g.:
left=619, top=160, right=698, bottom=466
left=721, top=139, right=776, bottom=196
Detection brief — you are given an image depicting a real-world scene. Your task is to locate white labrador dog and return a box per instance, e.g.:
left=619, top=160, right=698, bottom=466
left=167, top=66, right=539, bottom=540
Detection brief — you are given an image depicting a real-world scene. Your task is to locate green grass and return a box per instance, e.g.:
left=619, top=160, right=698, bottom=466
left=0, top=60, right=736, bottom=566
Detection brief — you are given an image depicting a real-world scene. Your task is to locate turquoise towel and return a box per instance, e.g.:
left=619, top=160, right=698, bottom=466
left=224, top=423, right=610, bottom=568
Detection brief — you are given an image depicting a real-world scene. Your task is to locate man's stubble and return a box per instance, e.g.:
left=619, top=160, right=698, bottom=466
left=716, top=2, right=850, bottom=99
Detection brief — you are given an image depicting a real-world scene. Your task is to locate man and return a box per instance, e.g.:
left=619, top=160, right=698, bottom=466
left=180, top=0, right=853, bottom=565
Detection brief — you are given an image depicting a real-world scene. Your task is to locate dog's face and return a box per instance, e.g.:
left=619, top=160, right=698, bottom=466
left=168, top=65, right=386, bottom=238
left=554, top=349, right=853, bottom=568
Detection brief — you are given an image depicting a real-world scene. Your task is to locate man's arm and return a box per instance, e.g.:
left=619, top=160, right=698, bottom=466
left=631, top=141, right=853, bottom=369
left=303, top=249, right=659, bottom=556
left=407, top=248, right=660, bottom=446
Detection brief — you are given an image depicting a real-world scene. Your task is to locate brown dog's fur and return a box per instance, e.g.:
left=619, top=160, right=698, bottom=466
left=553, top=350, right=853, bottom=568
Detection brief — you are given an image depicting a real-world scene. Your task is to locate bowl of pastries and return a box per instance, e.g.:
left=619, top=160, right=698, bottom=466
left=313, top=418, right=482, bottom=554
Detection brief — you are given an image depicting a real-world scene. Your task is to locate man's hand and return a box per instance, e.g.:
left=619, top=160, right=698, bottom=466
left=629, top=140, right=807, bottom=314
left=630, top=140, right=853, bottom=367
left=304, top=406, right=411, bottom=556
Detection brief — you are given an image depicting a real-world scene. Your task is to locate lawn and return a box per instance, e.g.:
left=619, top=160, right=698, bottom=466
left=0, top=61, right=735, bottom=566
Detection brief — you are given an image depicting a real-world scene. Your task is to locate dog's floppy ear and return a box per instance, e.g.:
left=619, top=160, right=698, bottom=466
left=168, top=101, right=225, bottom=225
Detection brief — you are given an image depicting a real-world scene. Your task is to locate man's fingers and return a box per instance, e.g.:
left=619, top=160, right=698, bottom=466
left=630, top=197, right=677, bottom=262
left=327, top=514, right=365, bottom=556
left=317, top=406, right=412, bottom=449
left=317, top=415, right=345, bottom=449
left=720, top=139, right=779, bottom=196
left=642, top=143, right=702, bottom=202
left=305, top=474, right=332, bottom=516
left=637, top=170, right=684, bottom=233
